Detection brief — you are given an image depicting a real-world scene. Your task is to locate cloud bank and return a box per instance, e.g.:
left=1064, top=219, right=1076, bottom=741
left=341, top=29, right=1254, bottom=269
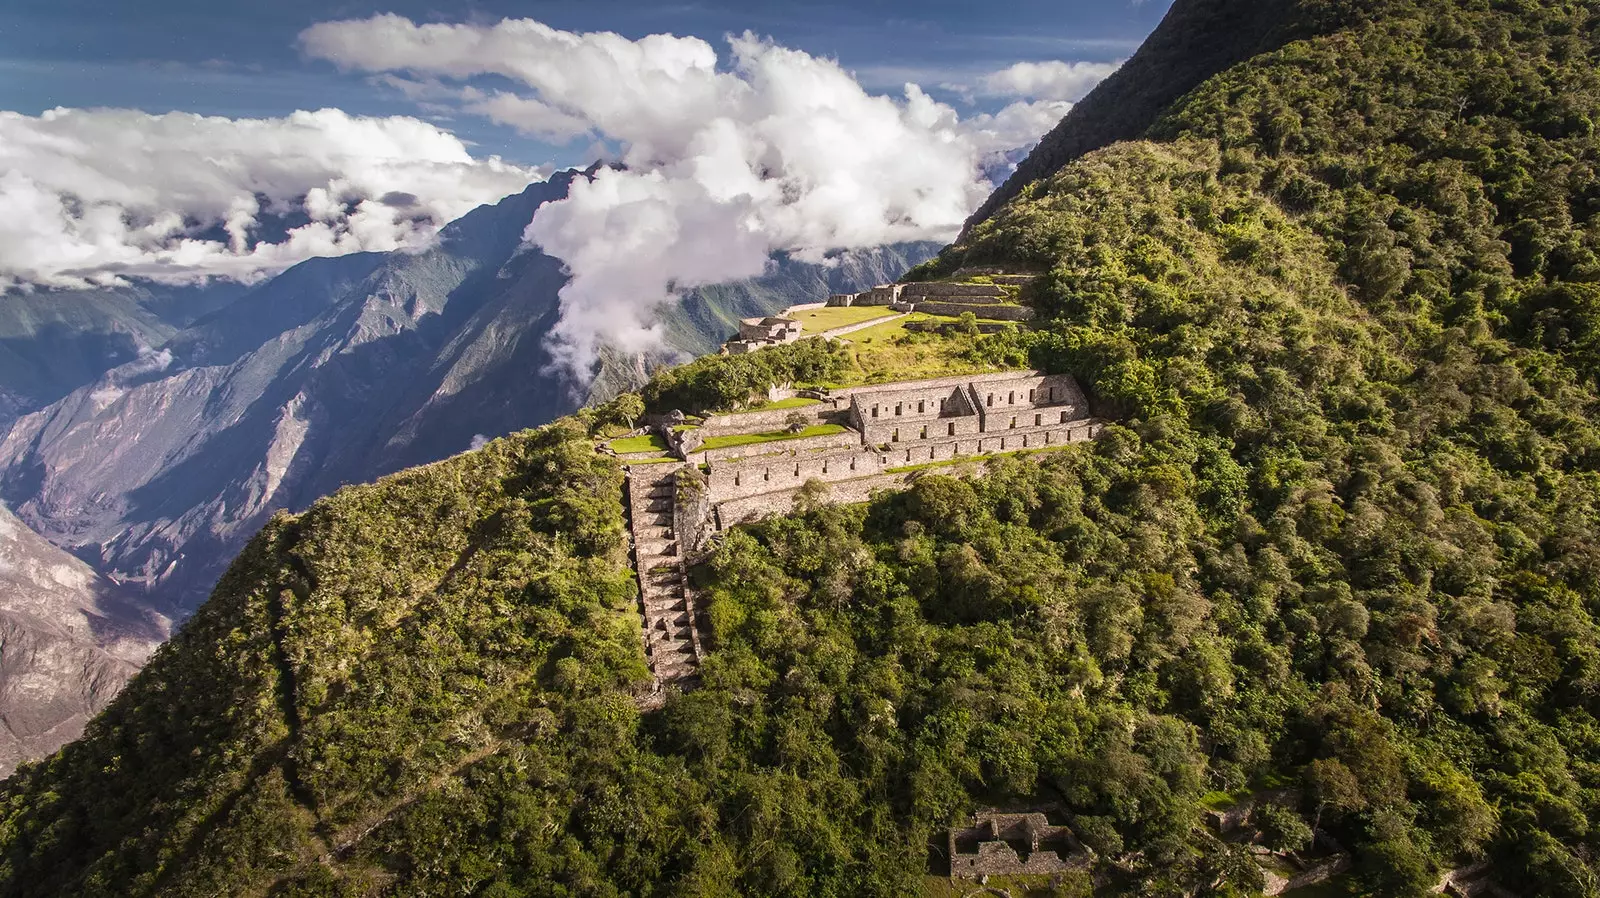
left=301, top=16, right=1116, bottom=380
left=0, top=107, right=542, bottom=290
left=975, top=60, right=1122, bottom=102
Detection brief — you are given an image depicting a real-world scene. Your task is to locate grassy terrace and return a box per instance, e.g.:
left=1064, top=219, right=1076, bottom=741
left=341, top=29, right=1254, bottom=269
left=607, top=433, right=669, bottom=454
left=834, top=313, right=1014, bottom=387
left=698, top=423, right=847, bottom=452
left=729, top=396, right=821, bottom=413
left=789, top=305, right=894, bottom=332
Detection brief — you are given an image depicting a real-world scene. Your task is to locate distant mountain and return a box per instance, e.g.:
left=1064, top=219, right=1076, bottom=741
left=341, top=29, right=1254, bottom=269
left=0, top=169, right=935, bottom=777
left=21, top=0, right=1600, bottom=894
left=0, top=281, right=247, bottom=426
left=0, top=502, right=165, bottom=778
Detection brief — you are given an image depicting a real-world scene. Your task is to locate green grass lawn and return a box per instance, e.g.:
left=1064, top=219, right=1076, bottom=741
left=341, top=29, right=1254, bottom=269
left=790, top=306, right=895, bottom=332
left=731, top=397, right=821, bottom=413
left=608, top=434, right=669, bottom=454
left=698, top=423, right=847, bottom=452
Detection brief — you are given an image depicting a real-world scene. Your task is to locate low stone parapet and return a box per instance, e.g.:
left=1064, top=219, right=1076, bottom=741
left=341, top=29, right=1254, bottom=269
left=696, top=404, right=837, bottom=434
left=900, top=282, right=1007, bottom=298
left=694, top=428, right=861, bottom=464
left=915, top=301, right=1035, bottom=320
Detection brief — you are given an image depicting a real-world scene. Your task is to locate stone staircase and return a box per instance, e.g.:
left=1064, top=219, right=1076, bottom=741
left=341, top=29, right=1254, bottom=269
left=624, top=465, right=703, bottom=703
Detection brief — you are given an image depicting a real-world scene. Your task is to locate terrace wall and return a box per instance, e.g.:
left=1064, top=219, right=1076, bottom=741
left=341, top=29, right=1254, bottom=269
left=915, top=301, right=1035, bottom=320
left=717, top=470, right=911, bottom=528
left=696, top=403, right=840, bottom=434
left=900, top=283, right=1006, bottom=298
left=708, top=446, right=892, bottom=501
left=692, top=428, right=861, bottom=465
left=706, top=419, right=1102, bottom=510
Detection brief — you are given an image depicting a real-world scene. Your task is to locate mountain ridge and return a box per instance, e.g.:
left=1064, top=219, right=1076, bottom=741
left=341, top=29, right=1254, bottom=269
left=17, top=0, right=1600, bottom=894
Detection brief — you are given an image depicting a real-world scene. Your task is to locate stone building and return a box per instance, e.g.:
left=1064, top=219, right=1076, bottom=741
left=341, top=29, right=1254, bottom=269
left=619, top=369, right=1103, bottom=696
left=948, top=811, right=1086, bottom=879
left=685, top=371, right=1099, bottom=533
left=723, top=316, right=802, bottom=354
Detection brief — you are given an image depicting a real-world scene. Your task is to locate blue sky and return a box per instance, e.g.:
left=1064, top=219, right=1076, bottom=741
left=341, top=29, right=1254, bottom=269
left=1, top=0, right=1171, bottom=167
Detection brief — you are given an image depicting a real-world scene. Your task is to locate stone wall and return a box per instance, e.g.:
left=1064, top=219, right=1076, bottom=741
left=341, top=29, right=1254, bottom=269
left=849, top=383, right=975, bottom=429
left=697, top=403, right=838, bottom=435
left=708, top=446, right=891, bottom=501
left=970, top=374, right=1088, bottom=423
left=914, top=301, right=1035, bottom=320
left=826, top=293, right=857, bottom=307
left=901, top=283, right=1007, bottom=298
left=717, top=470, right=912, bottom=528
left=855, top=285, right=902, bottom=306
left=827, top=369, right=1056, bottom=400
left=904, top=293, right=1010, bottom=306
left=710, top=421, right=1102, bottom=521
left=948, top=812, right=1087, bottom=880
left=862, top=414, right=984, bottom=447
left=693, top=429, right=861, bottom=464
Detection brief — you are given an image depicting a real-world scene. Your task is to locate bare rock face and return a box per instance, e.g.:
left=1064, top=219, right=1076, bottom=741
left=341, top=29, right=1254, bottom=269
left=0, top=504, right=166, bottom=778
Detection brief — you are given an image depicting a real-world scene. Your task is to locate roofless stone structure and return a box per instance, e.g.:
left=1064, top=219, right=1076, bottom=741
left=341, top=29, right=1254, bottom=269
left=948, top=811, right=1088, bottom=879
left=615, top=370, right=1103, bottom=697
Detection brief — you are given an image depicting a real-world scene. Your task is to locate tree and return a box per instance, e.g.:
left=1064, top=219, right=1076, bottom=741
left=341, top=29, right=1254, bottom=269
left=1252, top=802, right=1313, bottom=855
left=1306, top=757, right=1366, bottom=837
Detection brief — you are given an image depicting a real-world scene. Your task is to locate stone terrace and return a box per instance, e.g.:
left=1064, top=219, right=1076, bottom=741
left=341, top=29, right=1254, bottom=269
left=617, top=368, right=1103, bottom=706
left=682, top=370, right=1099, bottom=530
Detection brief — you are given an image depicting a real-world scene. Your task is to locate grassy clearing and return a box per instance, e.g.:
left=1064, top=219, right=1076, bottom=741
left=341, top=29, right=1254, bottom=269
left=790, top=306, right=895, bottom=332
left=731, top=397, right=821, bottom=413
left=608, top=434, right=669, bottom=454
left=698, top=424, right=847, bottom=452
left=837, top=313, right=1015, bottom=387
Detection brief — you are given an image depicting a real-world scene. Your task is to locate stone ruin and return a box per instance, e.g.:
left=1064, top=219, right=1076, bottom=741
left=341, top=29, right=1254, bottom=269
left=722, top=315, right=803, bottom=355
left=684, top=371, right=1102, bottom=536
left=617, top=369, right=1104, bottom=698
left=948, top=811, right=1088, bottom=879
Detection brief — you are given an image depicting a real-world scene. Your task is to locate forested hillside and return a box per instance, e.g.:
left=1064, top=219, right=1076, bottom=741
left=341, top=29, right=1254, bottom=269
left=6, top=0, right=1600, bottom=895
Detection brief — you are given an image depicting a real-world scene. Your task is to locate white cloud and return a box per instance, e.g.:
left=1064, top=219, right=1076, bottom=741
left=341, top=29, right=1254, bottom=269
left=974, top=60, right=1121, bottom=102
left=0, top=107, right=542, bottom=290
left=301, top=17, right=1075, bottom=381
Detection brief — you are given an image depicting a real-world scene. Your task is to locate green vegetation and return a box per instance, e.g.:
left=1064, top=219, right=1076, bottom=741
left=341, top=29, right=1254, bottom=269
left=13, top=1, right=1600, bottom=897
left=643, top=337, right=850, bottom=414
left=841, top=312, right=1030, bottom=386
left=0, top=422, right=642, bottom=896
left=643, top=313, right=1030, bottom=413
left=607, top=433, right=669, bottom=454
left=789, top=306, right=895, bottom=332
left=697, top=423, right=847, bottom=452
left=731, top=396, right=821, bottom=413
left=885, top=444, right=1077, bottom=475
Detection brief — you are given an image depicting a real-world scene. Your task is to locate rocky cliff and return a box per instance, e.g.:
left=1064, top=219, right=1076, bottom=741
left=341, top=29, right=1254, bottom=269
left=0, top=503, right=164, bottom=777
